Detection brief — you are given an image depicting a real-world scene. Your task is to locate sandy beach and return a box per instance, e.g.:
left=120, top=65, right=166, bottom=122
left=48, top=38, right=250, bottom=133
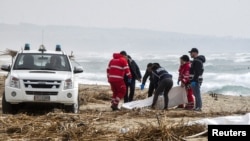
left=0, top=73, right=249, bottom=140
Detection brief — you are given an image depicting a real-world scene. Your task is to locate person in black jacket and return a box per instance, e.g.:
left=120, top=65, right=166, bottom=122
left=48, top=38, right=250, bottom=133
left=188, top=48, right=206, bottom=112
left=140, top=63, right=156, bottom=97
left=150, top=63, right=173, bottom=110
left=120, top=51, right=142, bottom=103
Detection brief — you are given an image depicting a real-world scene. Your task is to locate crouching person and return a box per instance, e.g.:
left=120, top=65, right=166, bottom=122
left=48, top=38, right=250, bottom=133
left=107, top=53, right=132, bottom=111
left=150, top=63, right=173, bottom=110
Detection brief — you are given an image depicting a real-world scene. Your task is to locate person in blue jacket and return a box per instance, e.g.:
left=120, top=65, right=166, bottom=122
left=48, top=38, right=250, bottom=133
left=150, top=63, right=173, bottom=110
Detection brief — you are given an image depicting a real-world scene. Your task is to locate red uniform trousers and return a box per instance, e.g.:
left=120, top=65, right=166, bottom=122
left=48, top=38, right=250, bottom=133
left=110, top=80, right=126, bottom=107
left=177, top=87, right=194, bottom=109
left=186, top=87, right=194, bottom=109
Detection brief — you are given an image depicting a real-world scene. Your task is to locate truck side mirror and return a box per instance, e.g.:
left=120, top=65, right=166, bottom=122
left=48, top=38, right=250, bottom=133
left=1, top=64, right=11, bottom=72
left=73, top=66, right=83, bottom=74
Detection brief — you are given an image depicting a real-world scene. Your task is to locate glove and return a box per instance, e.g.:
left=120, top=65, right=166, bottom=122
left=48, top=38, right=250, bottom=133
left=191, top=81, right=197, bottom=87
left=140, top=84, right=145, bottom=90
left=127, top=78, right=132, bottom=84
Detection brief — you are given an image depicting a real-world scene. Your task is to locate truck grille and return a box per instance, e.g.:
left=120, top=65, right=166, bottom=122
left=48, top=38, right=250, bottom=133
left=23, top=80, right=61, bottom=89
left=26, top=91, right=58, bottom=95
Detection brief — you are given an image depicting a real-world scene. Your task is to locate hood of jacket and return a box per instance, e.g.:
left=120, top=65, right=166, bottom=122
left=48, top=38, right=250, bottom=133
left=113, top=53, right=123, bottom=59
left=196, top=55, right=206, bottom=63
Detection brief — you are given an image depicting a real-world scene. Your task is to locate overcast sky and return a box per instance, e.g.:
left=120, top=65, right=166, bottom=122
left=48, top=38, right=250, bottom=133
left=1, top=0, right=250, bottom=38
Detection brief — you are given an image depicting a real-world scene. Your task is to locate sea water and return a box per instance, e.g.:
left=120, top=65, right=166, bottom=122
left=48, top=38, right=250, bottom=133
left=72, top=51, right=250, bottom=96
left=1, top=52, right=250, bottom=96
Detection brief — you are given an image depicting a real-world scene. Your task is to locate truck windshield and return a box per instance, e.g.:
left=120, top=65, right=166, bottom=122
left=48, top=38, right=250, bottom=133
left=13, top=53, right=71, bottom=71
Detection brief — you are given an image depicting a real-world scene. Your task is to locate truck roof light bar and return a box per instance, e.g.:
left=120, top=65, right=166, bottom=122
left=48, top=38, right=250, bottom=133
left=24, top=43, right=30, bottom=50
left=55, top=44, right=61, bottom=51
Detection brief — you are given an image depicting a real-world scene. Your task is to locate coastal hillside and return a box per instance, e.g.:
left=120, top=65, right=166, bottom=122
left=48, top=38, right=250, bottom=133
left=0, top=23, right=249, bottom=55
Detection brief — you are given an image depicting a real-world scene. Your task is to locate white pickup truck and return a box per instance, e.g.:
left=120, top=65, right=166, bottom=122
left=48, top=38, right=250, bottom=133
left=1, top=44, right=83, bottom=114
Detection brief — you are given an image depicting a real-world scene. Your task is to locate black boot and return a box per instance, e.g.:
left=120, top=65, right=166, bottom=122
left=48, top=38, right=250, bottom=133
left=111, top=104, right=120, bottom=111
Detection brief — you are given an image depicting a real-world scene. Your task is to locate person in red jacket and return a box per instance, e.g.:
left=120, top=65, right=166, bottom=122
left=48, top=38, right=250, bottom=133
left=107, top=53, right=132, bottom=111
left=177, top=55, right=194, bottom=110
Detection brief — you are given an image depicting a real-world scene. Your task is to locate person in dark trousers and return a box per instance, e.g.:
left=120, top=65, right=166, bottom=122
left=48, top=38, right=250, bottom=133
left=107, top=52, right=132, bottom=111
left=120, top=51, right=142, bottom=103
left=150, top=63, right=173, bottom=110
left=188, top=48, right=206, bottom=112
left=141, top=63, right=156, bottom=97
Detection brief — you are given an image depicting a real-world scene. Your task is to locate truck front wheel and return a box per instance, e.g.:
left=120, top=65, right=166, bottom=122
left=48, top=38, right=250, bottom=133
left=2, top=92, right=18, bottom=114
left=64, top=95, right=79, bottom=114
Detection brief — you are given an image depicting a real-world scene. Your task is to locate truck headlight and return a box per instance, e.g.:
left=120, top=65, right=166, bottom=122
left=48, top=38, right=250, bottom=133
left=64, top=78, right=73, bottom=90
left=10, top=76, right=20, bottom=89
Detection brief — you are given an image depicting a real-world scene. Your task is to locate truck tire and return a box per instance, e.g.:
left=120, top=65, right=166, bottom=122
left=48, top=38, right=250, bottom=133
left=2, top=92, right=17, bottom=114
left=64, top=95, right=79, bottom=114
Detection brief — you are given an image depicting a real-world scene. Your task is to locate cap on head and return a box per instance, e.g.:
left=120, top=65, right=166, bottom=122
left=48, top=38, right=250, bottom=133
left=188, top=48, right=199, bottom=53
left=120, top=51, right=127, bottom=56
